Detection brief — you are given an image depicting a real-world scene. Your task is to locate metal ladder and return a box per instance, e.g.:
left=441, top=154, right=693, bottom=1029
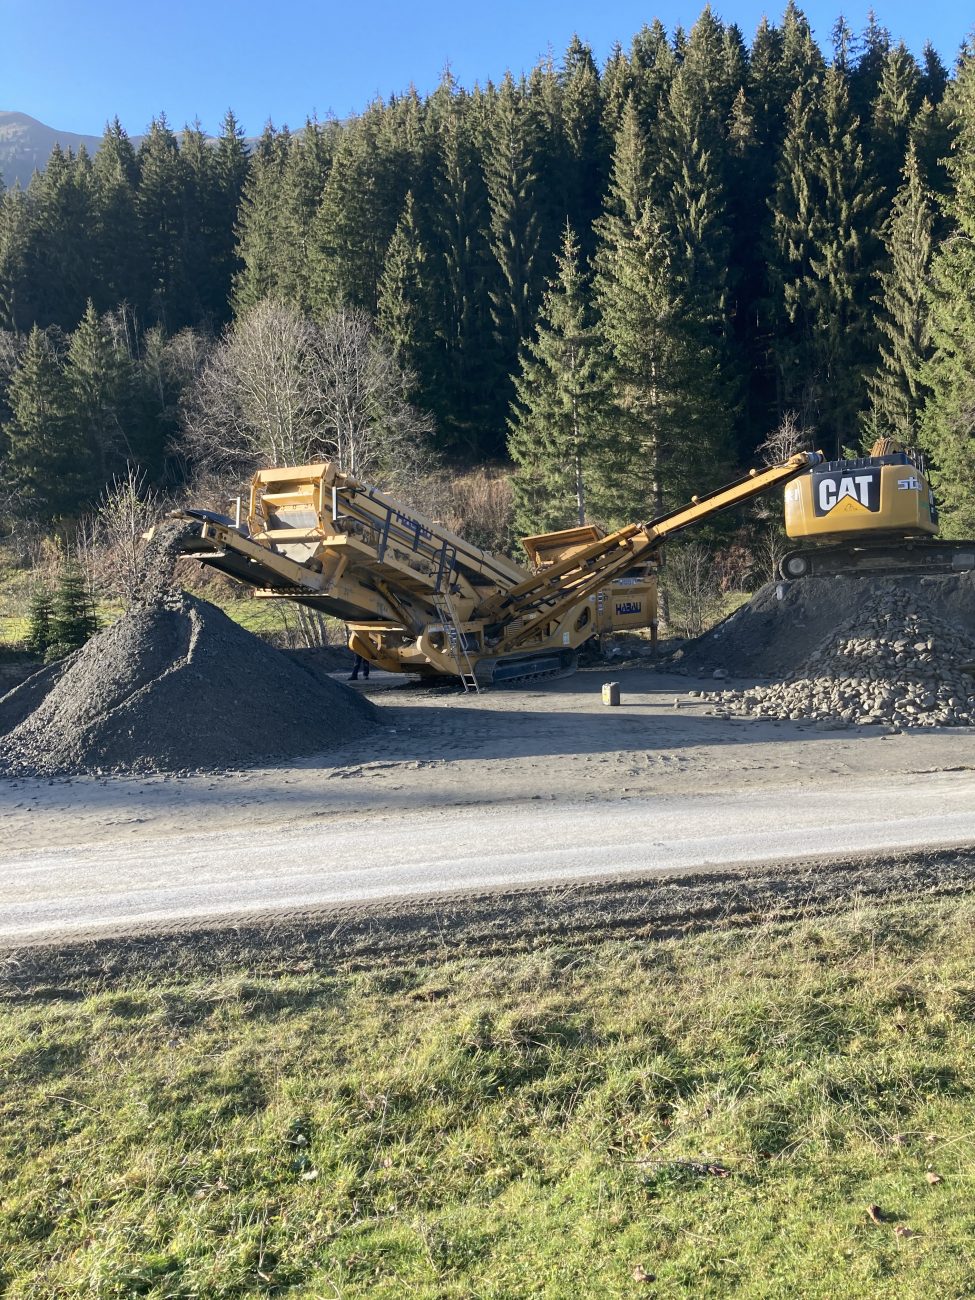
left=434, top=588, right=480, bottom=694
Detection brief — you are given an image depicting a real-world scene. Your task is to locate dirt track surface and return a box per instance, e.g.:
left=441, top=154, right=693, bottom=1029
left=5, top=771, right=975, bottom=943
left=3, top=664, right=975, bottom=953
left=4, top=845, right=975, bottom=997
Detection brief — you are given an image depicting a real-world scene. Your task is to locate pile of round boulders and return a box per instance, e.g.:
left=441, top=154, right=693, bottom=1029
left=697, top=589, right=975, bottom=729
left=0, top=520, right=378, bottom=778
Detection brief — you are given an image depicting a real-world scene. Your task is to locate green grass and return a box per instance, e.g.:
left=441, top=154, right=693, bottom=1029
left=0, top=588, right=330, bottom=649
left=4, top=899, right=975, bottom=1297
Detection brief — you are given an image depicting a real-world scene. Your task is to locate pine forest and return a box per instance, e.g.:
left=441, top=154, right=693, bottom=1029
left=2, top=3, right=975, bottom=558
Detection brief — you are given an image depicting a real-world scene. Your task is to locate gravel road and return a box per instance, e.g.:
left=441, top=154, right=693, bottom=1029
left=5, top=771, right=975, bottom=943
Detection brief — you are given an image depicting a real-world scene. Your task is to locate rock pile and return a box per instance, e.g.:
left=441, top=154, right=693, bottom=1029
left=678, top=572, right=975, bottom=678
left=701, top=591, right=975, bottom=729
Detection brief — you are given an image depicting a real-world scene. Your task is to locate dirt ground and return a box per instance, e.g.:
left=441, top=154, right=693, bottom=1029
left=3, top=661, right=974, bottom=855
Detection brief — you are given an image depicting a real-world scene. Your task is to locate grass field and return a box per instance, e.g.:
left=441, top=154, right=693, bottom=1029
left=3, top=897, right=975, bottom=1297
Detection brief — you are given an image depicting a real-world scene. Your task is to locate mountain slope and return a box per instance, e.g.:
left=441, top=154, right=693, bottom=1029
left=0, top=111, right=109, bottom=187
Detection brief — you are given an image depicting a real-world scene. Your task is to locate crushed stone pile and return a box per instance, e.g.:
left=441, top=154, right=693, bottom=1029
left=0, top=521, right=378, bottom=777
left=698, top=589, right=975, bottom=729
left=678, top=573, right=975, bottom=678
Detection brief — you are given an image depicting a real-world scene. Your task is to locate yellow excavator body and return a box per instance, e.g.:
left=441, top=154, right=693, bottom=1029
left=784, top=440, right=937, bottom=543
left=778, top=438, right=975, bottom=579
left=177, top=452, right=821, bottom=686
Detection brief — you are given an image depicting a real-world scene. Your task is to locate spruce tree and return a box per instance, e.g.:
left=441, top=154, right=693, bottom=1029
left=559, top=37, right=606, bottom=256
left=309, top=104, right=403, bottom=314
left=864, top=144, right=933, bottom=441
left=808, top=66, right=880, bottom=453
left=210, top=110, right=250, bottom=319
left=275, top=118, right=335, bottom=310
left=508, top=224, right=605, bottom=534
left=25, top=583, right=54, bottom=658
left=137, top=116, right=194, bottom=329
left=594, top=106, right=732, bottom=524
left=870, top=44, right=922, bottom=211
left=0, top=184, right=32, bottom=331
left=919, top=51, right=975, bottom=535
left=232, top=124, right=289, bottom=312
left=92, top=119, right=144, bottom=314
left=24, top=144, right=97, bottom=329
left=176, top=122, right=213, bottom=323
left=377, top=191, right=431, bottom=384
left=770, top=65, right=879, bottom=453
left=65, top=300, right=134, bottom=483
left=48, top=563, right=98, bottom=658
left=483, top=75, right=545, bottom=381
left=4, top=326, right=96, bottom=519
left=426, top=76, right=496, bottom=456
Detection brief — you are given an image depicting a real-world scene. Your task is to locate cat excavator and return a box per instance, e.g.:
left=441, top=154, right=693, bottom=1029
left=175, top=451, right=821, bottom=687
left=780, top=437, right=975, bottom=579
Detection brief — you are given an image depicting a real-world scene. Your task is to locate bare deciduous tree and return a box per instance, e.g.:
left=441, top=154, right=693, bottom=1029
left=180, top=300, right=434, bottom=490
left=661, top=543, right=725, bottom=639
left=756, top=410, right=810, bottom=467
left=95, top=465, right=162, bottom=604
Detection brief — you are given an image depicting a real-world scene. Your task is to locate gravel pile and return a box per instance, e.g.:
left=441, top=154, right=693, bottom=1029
left=699, top=591, right=975, bottom=728
left=678, top=573, right=975, bottom=677
left=0, top=590, right=377, bottom=778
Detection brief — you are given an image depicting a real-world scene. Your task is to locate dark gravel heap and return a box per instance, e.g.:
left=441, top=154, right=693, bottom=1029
left=700, top=588, right=975, bottom=728
left=679, top=573, right=975, bottom=678
left=0, top=593, right=377, bottom=777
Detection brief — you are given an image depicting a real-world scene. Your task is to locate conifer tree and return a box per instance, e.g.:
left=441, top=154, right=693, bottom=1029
left=508, top=224, right=605, bottom=533
left=864, top=144, right=933, bottom=441
left=377, top=192, right=431, bottom=382
left=849, top=11, right=892, bottom=122
left=24, top=144, right=96, bottom=329
left=426, top=76, right=496, bottom=455
left=594, top=107, right=732, bottom=523
left=483, top=75, right=545, bottom=377
left=919, top=43, right=949, bottom=106
left=3, top=326, right=96, bottom=519
left=176, top=122, right=213, bottom=321
left=559, top=38, right=606, bottom=254
left=654, top=19, right=733, bottom=321
left=808, top=66, right=880, bottom=452
left=0, top=185, right=32, bottom=331
left=770, top=65, right=878, bottom=451
left=25, top=583, right=54, bottom=658
left=48, top=562, right=98, bottom=658
left=197, top=110, right=250, bottom=324
left=92, top=119, right=144, bottom=313
left=137, top=116, right=194, bottom=328
left=232, top=125, right=289, bottom=312
left=274, top=118, right=335, bottom=310
left=309, top=105, right=403, bottom=314
left=65, top=300, right=134, bottom=482
left=919, top=51, right=975, bottom=535
left=870, top=44, right=922, bottom=211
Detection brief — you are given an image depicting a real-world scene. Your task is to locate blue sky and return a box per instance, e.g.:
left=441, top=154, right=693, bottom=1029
left=6, top=0, right=973, bottom=137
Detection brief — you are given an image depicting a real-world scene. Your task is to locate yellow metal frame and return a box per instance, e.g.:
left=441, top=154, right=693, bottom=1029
left=177, top=452, right=820, bottom=681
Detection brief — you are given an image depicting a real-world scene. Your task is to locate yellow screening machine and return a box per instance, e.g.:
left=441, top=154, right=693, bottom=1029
left=177, top=451, right=821, bottom=687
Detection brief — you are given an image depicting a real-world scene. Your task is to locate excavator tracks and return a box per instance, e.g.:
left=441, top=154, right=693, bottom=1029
left=780, top=538, right=975, bottom=580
